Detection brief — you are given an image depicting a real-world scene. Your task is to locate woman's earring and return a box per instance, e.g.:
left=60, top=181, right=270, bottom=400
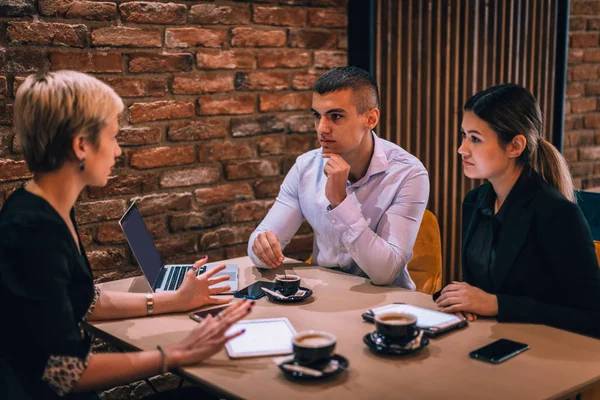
left=79, top=157, right=85, bottom=172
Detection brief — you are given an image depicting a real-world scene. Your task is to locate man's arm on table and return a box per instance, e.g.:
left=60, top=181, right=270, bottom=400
left=326, top=171, right=429, bottom=285
left=248, top=162, right=305, bottom=268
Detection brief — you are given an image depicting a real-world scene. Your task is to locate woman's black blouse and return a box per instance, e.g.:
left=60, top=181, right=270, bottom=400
left=0, top=187, right=100, bottom=399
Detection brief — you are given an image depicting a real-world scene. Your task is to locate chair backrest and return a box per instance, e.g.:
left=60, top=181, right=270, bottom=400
left=595, top=241, right=600, bottom=267
left=407, top=209, right=443, bottom=295
left=577, top=191, right=600, bottom=241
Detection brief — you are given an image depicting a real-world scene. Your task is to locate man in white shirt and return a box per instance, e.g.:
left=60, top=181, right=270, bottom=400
left=247, top=66, right=429, bottom=289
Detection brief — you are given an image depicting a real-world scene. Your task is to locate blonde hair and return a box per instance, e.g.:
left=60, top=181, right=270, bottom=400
left=14, top=70, right=124, bottom=173
left=464, top=84, right=576, bottom=202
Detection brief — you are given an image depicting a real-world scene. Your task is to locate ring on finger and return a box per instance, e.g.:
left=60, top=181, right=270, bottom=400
left=191, top=266, right=198, bottom=272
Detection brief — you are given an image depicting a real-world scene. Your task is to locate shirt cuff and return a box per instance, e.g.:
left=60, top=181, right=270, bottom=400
left=325, top=195, right=368, bottom=242
left=42, top=352, right=92, bottom=396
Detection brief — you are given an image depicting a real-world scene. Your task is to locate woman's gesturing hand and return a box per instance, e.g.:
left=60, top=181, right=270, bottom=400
left=165, top=299, right=255, bottom=368
left=174, top=257, right=232, bottom=312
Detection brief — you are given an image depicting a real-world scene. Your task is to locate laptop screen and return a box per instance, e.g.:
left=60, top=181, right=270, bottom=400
left=119, top=203, right=163, bottom=287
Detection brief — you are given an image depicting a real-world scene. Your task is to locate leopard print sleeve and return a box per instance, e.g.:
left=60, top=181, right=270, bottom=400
left=42, top=352, right=93, bottom=396
left=83, top=285, right=101, bottom=322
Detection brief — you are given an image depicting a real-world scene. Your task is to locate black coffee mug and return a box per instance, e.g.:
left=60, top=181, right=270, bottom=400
left=374, top=312, right=418, bottom=343
left=275, top=274, right=301, bottom=296
left=292, top=330, right=336, bottom=365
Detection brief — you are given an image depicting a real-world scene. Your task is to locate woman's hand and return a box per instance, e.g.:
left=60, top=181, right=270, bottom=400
left=435, top=281, right=498, bottom=316
left=173, top=258, right=232, bottom=312
left=165, top=299, right=254, bottom=368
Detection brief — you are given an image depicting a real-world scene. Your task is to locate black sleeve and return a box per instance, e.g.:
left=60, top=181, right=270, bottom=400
left=497, top=202, right=600, bottom=338
left=0, top=219, right=93, bottom=395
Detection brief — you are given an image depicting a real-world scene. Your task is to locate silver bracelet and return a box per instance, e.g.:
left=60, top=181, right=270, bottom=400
left=146, top=293, right=154, bottom=316
left=156, top=345, right=168, bottom=375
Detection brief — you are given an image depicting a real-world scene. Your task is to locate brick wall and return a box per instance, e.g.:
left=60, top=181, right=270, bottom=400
left=566, top=0, right=600, bottom=191
left=0, top=0, right=348, bottom=282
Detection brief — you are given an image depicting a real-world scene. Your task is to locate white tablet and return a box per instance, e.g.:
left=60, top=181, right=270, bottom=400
left=224, top=318, right=296, bottom=359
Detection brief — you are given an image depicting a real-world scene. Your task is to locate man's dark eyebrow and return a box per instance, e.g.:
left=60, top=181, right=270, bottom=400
left=310, top=108, right=347, bottom=114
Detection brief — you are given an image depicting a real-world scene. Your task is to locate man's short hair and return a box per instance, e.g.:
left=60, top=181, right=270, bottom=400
left=14, top=70, right=124, bottom=174
left=312, top=66, right=380, bottom=113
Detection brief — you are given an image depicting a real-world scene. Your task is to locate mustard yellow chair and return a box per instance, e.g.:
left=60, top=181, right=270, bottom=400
left=595, top=241, right=600, bottom=265
left=306, top=209, right=443, bottom=295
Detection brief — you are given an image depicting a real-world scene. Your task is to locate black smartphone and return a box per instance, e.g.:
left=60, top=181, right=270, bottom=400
left=233, top=281, right=276, bottom=300
left=470, top=339, right=529, bottom=364
left=189, top=305, right=229, bottom=322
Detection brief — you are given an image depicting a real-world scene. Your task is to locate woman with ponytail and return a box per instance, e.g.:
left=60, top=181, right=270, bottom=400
left=435, top=84, right=600, bottom=338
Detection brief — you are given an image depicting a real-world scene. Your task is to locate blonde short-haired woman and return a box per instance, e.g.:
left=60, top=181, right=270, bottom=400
left=0, top=71, right=254, bottom=399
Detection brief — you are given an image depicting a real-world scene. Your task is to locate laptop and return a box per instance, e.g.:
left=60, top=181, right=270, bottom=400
left=119, top=202, right=239, bottom=293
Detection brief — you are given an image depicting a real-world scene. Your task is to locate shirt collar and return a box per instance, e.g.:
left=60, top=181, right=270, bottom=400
left=350, top=131, right=389, bottom=187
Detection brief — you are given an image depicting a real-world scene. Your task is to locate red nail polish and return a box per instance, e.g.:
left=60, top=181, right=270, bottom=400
left=247, top=307, right=252, bottom=312
left=251, top=300, right=256, bottom=305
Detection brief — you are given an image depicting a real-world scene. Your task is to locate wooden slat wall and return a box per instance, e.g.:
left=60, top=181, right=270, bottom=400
left=374, top=0, right=558, bottom=284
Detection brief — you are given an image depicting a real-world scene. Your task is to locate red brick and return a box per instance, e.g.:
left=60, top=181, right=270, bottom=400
left=225, top=159, right=279, bottom=180
left=165, top=28, right=227, bottom=48
left=160, top=166, right=221, bottom=188
left=197, top=49, right=256, bottom=69
left=253, top=6, right=306, bottom=26
left=0, top=104, right=13, bottom=125
left=254, top=177, right=283, bottom=199
left=189, top=4, right=250, bottom=25
left=225, top=244, right=249, bottom=259
left=117, top=126, right=162, bottom=146
left=96, top=221, right=127, bottom=245
left=50, top=52, right=122, bottom=73
left=0, top=48, right=48, bottom=74
left=310, top=0, right=347, bottom=4
left=565, top=131, right=597, bottom=147
left=156, top=234, right=197, bottom=258
left=194, top=183, right=254, bottom=206
left=130, top=145, right=196, bottom=169
left=571, top=1, right=600, bottom=15
left=75, top=199, right=126, bottom=224
left=585, top=82, right=600, bottom=96
left=231, top=115, right=285, bottom=137
left=570, top=32, right=599, bottom=48
left=257, top=50, right=311, bottom=68
left=173, top=72, right=234, bottom=95
left=78, top=226, right=93, bottom=248
left=297, top=219, right=313, bottom=234
left=571, top=97, right=597, bottom=114
left=229, top=200, right=274, bottom=223
left=258, top=135, right=285, bottom=155
left=7, top=22, right=89, bottom=47
left=199, top=141, right=255, bottom=162
left=282, top=154, right=297, bottom=174
left=289, top=28, right=337, bottom=48
left=314, top=51, right=347, bottom=68
left=1, top=0, right=35, bottom=16
left=288, top=114, right=316, bottom=132
left=580, top=146, right=600, bottom=161
left=284, top=233, right=313, bottom=254
left=0, top=77, right=7, bottom=100
left=100, top=77, right=165, bottom=97
left=88, top=174, right=154, bottom=198
left=87, top=248, right=127, bottom=270
left=292, top=72, right=321, bottom=90
left=260, top=92, right=311, bottom=112
left=231, top=27, right=287, bottom=47
left=129, top=101, right=195, bottom=123
left=128, top=53, right=194, bottom=73
left=597, top=132, right=600, bottom=145
left=92, top=27, right=161, bottom=47
left=338, top=31, right=347, bottom=49
left=568, top=49, right=584, bottom=64
left=65, top=1, right=116, bottom=20
left=583, top=48, right=600, bottom=63
left=170, top=208, right=226, bottom=232
left=145, top=216, right=169, bottom=238
left=286, top=134, right=314, bottom=154
left=570, top=17, right=586, bottom=31
left=584, top=113, right=600, bottom=128
left=569, top=64, right=598, bottom=81
left=567, top=82, right=585, bottom=98
left=570, top=162, right=596, bottom=177
left=38, top=0, right=71, bottom=16
left=235, top=71, right=289, bottom=91
left=120, top=2, right=187, bottom=24
left=308, top=8, right=347, bottom=27
left=0, top=158, right=31, bottom=182
left=198, top=94, right=256, bottom=115
left=168, top=119, right=228, bottom=141
left=588, top=18, right=600, bottom=30
left=199, top=224, right=255, bottom=250
left=133, top=192, right=192, bottom=216
left=12, top=77, right=25, bottom=98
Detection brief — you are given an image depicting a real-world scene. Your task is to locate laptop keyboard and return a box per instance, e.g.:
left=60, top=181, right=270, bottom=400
left=164, top=265, right=203, bottom=291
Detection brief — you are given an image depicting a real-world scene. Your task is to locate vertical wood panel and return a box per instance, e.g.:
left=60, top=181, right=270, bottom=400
left=374, top=0, right=559, bottom=283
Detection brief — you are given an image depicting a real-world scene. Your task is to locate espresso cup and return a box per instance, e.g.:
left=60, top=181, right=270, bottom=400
left=374, top=312, right=418, bottom=343
left=292, top=330, right=336, bottom=365
left=275, top=274, right=301, bottom=296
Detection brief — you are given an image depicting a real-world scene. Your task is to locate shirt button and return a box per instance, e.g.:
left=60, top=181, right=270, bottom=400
left=332, top=219, right=337, bottom=223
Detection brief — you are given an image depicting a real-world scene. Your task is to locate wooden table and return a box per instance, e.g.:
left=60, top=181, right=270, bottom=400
left=88, top=257, right=600, bottom=400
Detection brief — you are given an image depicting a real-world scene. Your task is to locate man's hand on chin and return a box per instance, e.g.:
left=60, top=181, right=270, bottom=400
left=322, top=152, right=350, bottom=208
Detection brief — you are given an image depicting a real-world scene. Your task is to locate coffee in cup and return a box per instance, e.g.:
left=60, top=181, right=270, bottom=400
left=292, top=331, right=336, bottom=364
left=275, top=274, right=301, bottom=296
left=374, top=312, right=418, bottom=343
